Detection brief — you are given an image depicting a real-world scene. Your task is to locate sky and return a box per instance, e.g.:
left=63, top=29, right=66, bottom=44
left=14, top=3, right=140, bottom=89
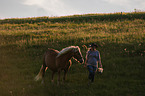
left=0, top=0, right=145, bottom=19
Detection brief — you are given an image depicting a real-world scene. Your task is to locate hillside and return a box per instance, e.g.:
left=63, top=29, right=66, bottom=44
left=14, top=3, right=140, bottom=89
left=0, top=12, right=145, bottom=96
left=0, top=12, right=145, bottom=24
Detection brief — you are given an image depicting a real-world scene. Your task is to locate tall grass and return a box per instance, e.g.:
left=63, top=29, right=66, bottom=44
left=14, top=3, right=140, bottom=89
left=0, top=12, right=145, bottom=96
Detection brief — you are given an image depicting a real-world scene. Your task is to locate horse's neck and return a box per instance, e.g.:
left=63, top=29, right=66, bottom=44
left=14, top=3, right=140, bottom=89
left=61, top=50, right=73, bottom=61
left=56, top=50, right=73, bottom=68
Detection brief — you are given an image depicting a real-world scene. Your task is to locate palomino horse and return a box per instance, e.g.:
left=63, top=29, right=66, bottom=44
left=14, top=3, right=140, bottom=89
left=35, top=46, right=84, bottom=84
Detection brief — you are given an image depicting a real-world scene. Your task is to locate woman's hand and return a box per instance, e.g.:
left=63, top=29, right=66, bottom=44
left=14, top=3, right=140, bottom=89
left=84, top=63, right=87, bottom=68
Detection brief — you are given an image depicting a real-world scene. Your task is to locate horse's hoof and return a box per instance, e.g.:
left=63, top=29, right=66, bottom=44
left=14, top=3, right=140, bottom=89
left=51, top=80, right=54, bottom=83
left=41, top=81, right=44, bottom=84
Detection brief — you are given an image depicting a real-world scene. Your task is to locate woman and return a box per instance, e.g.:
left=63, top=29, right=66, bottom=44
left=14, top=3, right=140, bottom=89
left=84, top=43, right=103, bottom=83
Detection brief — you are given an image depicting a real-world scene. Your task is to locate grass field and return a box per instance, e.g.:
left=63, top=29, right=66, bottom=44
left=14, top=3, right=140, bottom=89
left=0, top=12, right=145, bottom=96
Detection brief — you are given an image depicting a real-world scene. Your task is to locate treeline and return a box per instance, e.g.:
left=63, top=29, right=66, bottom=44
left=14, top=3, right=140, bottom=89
left=0, top=12, right=145, bottom=24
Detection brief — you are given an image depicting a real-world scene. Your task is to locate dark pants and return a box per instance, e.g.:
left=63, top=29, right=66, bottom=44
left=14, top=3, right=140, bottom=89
left=87, top=65, right=97, bottom=82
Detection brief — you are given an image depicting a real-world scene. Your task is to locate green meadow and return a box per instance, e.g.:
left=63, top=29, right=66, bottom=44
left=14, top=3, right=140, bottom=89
left=0, top=12, right=145, bottom=96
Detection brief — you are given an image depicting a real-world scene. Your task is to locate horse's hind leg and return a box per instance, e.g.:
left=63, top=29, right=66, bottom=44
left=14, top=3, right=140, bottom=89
left=63, top=70, right=67, bottom=82
left=41, top=64, right=47, bottom=84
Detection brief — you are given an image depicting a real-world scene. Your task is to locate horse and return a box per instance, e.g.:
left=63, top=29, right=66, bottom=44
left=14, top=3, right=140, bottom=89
left=35, top=46, right=84, bottom=85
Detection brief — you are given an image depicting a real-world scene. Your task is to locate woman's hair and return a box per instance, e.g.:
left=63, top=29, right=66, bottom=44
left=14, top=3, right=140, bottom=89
left=91, top=46, right=96, bottom=51
left=88, top=46, right=96, bottom=51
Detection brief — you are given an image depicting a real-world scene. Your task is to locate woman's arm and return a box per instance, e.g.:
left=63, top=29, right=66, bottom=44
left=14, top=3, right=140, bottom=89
left=98, top=53, right=102, bottom=68
left=99, top=59, right=102, bottom=68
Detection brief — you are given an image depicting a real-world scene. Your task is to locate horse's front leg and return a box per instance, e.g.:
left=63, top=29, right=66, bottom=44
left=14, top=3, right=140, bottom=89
left=51, top=72, right=55, bottom=83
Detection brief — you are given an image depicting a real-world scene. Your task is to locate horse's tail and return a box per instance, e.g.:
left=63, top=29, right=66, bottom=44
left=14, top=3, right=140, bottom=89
left=34, top=65, right=48, bottom=81
left=34, top=65, right=44, bottom=81
left=34, top=52, right=48, bottom=81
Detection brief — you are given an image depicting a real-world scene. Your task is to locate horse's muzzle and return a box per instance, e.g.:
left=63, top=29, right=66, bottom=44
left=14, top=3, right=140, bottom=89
left=79, top=59, right=84, bottom=64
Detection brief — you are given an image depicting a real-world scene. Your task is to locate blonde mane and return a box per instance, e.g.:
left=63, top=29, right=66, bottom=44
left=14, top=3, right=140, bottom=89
left=56, top=46, right=80, bottom=58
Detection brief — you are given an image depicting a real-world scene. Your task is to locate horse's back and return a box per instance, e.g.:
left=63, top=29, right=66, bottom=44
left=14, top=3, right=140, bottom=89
left=44, top=48, right=59, bottom=71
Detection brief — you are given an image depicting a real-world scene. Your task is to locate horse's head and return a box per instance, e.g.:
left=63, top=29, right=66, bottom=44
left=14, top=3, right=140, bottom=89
left=72, top=46, right=84, bottom=64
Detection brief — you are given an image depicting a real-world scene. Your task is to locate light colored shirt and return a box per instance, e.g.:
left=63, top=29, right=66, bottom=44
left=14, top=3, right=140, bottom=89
left=86, top=50, right=100, bottom=67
